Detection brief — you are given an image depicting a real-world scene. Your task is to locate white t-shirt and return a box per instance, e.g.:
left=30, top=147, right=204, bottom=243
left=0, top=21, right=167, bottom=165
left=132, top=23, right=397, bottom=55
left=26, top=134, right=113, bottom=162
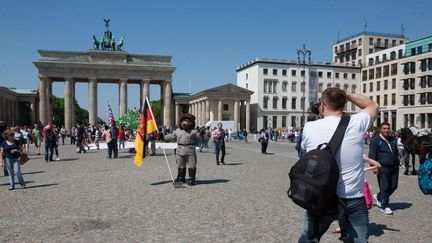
left=301, top=111, right=372, bottom=198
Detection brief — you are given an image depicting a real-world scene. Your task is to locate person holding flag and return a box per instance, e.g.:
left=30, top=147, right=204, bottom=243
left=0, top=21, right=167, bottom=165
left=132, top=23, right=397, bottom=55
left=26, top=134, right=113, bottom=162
left=134, top=97, right=159, bottom=167
left=159, top=114, right=201, bottom=186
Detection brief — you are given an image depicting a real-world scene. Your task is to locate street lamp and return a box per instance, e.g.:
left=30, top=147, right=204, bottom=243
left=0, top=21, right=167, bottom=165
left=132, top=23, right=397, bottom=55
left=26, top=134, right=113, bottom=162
left=297, top=44, right=311, bottom=128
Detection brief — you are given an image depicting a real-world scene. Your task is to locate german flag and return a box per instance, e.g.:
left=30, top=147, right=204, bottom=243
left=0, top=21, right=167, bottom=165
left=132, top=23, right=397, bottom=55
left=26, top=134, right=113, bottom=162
left=134, top=97, right=158, bottom=167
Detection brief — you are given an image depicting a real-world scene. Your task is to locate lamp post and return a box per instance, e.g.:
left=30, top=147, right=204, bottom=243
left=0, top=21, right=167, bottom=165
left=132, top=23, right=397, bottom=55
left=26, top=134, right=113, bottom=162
left=297, top=44, right=311, bottom=128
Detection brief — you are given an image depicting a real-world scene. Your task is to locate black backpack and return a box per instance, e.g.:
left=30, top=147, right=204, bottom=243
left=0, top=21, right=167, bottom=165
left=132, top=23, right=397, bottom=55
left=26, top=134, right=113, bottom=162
left=288, top=116, right=350, bottom=213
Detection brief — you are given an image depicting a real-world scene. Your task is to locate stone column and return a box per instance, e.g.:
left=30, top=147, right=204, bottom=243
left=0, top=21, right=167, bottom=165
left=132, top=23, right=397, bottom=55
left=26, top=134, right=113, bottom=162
left=245, top=100, right=251, bottom=132
left=38, top=76, right=48, bottom=125
left=140, top=79, right=150, bottom=108
left=30, top=101, right=36, bottom=125
left=218, top=100, right=223, bottom=121
left=175, top=102, right=179, bottom=125
left=119, top=78, right=128, bottom=116
left=64, top=77, right=75, bottom=130
left=88, top=77, right=98, bottom=125
left=234, top=100, right=239, bottom=130
left=14, top=101, right=18, bottom=126
left=205, top=100, right=210, bottom=123
left=197, top=101, right=201, bottom=126
left=0, top=98, right=4, bottom=122
left=47, top=79, right=53, bottom=123
left=164, top=81, right=173, bottom=127
left=188, top=103, right=192, bottom=113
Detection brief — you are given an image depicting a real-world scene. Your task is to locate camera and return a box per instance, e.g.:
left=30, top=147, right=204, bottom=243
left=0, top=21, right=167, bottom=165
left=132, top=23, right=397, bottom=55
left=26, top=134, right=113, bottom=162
left=311, top=102, right=320, bottom=115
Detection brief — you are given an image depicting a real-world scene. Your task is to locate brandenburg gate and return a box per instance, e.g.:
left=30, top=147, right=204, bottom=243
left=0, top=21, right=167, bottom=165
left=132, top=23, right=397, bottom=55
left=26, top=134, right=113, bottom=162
left=33, top=20, right=176, bottom=130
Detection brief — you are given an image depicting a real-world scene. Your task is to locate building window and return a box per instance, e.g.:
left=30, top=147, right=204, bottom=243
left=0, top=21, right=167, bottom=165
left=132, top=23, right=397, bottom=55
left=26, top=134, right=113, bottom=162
left=362, top=70, right=367, bottom=81
left=343, top=73, right=348, bottom=79
left=376, top=95, right=380, bottom=105
left=410, top=78, right=415, bottom=89
left=391, top=63, right=398, bottom=75
left=327, top=83, right=332, bottom=89
left=411, top=48, right=416, bottom=56
left=292, top=70, right=297, bottom=76
left=421, top=59, right=427, bottom=71
left=318, top=82, right=323, bottom=93
left=376, top=67, right=382, bottom=79
left=263, top=116, right=268, bottom=128
left=398, top=49, right=403, bottom=58
left=369, top=82, right=373, bottom=92
left=369, top=48, right=373, bottom=54
left=390, top=51, right=396, bottom=60
left=392, top=78, right=396, bottom=89
left=420, top=93, right=426, bottom=105
left=392, top=40, right=396, bottom=46
left=410, top=94, right=415, bottom=105
left=369, top=37, right=373, bottom=45
left=421, top=76, right=427, bottom=88
left=359, top=38, right=362, bottom=45
left=292, top=97, right=297, bottom=109
left=335, top=73, right=340, bottom=79
left=383, top=54, right=387, bottom=62
left=377, top=81, right=381, bottom=91
left=282, top=116, right=287, bottom=127
left=429, top=59, right=432, bottom=70
left=352, top=73, right=356, bottom=79
left=391, top=93, right=396, bottom=105
left=318, top=71, right=323, bottom=78
left=263, top=97, right=269, bottom=109
left=418, top=46, right=423, bottom=55
left=292, top=82, right=297, bottom=92
left=263, top=68, right=268, bottom=75
left=273, top=82, right=277, bottom=93
left=273, top=69, right=278, bottom=75
left=383, top=65, right=389, bottom=77
left=273, top=97, right=278, bottom=109
left=384, top=80, right=388, bottom=90
left=429, top=43, right=432, bottom=52
left=301, top=70, right=305, bottom=77
left=327, top=72, right=332, bottom=78
left=291, top=116, right=296, bottom=128
left=363, top=83, right=366, bottom=93
left=428, top=76, right=432, bottom=87
left=384, top=94, right=388, bottom=106
left=358, top=49, right=362, bottom=56
left=246, top=73, right=248, bottom=80
left=301, top=82, right=305, bottom=92
left=264, top=81, right=267, bottom=93
left=335, top=83, right=340, bottom=89
left=301, top=97, right=305, bottom=110
left=282, top=69, right=287, bottom=76
left=246, top=83, right=248, bottom=89
left=282, top=81, right=287, bottom=92
left=282, top=97, right=287, bottom=109
left=410, top=62, right=416, bottom=73
left=223, top=104, right=229, bottom=111
left=428, top=93, right=432, bottom=104
left=368, top=69, right=374, bottom=80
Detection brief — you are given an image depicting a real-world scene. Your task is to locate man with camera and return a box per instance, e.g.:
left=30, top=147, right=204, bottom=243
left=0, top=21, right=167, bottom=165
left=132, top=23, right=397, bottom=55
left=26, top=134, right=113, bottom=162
left=298, top=88, right=378, bottom=242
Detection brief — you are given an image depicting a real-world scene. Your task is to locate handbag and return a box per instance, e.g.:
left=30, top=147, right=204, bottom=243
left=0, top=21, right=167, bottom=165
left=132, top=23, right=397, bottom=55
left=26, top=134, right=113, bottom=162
left=364, top=180, right=373, bottom=209
left=19, top=153, right=29, bottom=165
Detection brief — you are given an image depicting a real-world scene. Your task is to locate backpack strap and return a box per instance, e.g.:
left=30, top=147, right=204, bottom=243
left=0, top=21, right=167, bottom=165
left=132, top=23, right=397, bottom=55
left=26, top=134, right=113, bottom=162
left=328, top=116, right=351, bottom=157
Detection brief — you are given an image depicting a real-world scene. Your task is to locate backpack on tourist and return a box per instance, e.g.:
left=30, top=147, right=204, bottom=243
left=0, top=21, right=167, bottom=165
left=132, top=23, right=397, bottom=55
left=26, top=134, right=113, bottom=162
left=418, top=159, right=432, bottom=195
left=288, top=116, right=350, bottom=213
left=46, top=129, right=56, bottom=143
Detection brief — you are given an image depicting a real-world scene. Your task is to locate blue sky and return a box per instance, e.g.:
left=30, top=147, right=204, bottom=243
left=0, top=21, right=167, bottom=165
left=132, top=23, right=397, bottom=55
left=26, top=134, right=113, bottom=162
left=1, top=0, right=431, bottom=119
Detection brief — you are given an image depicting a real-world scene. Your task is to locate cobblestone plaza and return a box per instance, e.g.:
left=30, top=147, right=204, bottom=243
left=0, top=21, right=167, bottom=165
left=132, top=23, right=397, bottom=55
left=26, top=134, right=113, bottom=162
left=0, top=141, right=430, bottom=242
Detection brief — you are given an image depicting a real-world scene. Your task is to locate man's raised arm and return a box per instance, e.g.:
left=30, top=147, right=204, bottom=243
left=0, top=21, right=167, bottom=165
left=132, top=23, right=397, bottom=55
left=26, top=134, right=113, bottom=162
left=345, top=91, right=379, bottom=121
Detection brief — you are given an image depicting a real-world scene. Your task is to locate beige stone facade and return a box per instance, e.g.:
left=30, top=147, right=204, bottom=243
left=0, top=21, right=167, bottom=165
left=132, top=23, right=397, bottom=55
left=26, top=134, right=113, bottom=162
left=173, top=84, right=253, bottom=131
left=33, top=50, right=175, bottom=130
left=0, top=87, right=38, bottom=126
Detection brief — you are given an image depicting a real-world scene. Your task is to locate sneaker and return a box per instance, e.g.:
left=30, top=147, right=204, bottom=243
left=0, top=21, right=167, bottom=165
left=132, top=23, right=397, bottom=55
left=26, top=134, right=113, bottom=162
left=374, top=194, right=382, bottom=208
left=381, top=207, right=393, bottom=215
left=56, top=158, right=60, bottom=161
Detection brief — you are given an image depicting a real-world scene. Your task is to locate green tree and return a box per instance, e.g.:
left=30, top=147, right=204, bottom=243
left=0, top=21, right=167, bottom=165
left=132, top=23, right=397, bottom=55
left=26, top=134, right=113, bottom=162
left=51, top=95, right=105, bottom=127
left=150, top=100, right=161, bottom=123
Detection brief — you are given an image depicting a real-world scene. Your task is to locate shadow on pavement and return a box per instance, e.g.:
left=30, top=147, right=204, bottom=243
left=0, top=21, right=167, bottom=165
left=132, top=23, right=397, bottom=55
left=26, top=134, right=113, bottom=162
left=57, top=158, right=80, bottom=162
left=196, top=179, right=229, bottom=185
left=369, top=222, right=400, bottom=236
left=150, top=180, right=173, bottom=186
left=0, top=181, right=34, bottom=186
left=22, top=171, right=45, bottom=175
left=390, top=202, right=412, bottom=211
left=26, top=183, right=59, bottom=189
left=117, top=155, right=134, bottom=159
left=223, top=163, right=243, bottom=166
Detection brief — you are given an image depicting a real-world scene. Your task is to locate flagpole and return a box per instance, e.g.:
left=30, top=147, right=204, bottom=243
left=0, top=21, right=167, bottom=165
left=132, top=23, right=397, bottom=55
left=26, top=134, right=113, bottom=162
left=146, top=97, right=175, bottom=183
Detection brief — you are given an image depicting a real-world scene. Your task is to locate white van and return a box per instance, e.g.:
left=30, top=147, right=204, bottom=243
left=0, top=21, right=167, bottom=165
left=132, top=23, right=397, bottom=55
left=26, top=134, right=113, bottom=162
left=204, top=120, right=235, bottom=131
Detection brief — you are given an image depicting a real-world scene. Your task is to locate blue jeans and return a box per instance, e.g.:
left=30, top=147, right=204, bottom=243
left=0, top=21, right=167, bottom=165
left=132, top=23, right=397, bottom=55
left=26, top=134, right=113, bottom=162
left=45, top=142, right=55, bottom=161
left=298, top=197, right=369, bottom=243
left=5, top=157, right=25, bottom=189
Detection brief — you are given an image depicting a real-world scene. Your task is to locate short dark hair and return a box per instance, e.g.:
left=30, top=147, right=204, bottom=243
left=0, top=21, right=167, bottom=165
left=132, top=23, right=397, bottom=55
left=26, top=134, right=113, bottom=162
left=380, top=122, right=390, bottom=128
left=321, top=88, right=346, bottom=111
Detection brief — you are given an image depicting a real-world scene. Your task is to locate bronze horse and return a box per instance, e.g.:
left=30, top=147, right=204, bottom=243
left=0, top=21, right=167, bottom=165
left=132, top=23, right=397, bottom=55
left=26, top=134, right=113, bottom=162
left=400, top=127, right=432, bottom=175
